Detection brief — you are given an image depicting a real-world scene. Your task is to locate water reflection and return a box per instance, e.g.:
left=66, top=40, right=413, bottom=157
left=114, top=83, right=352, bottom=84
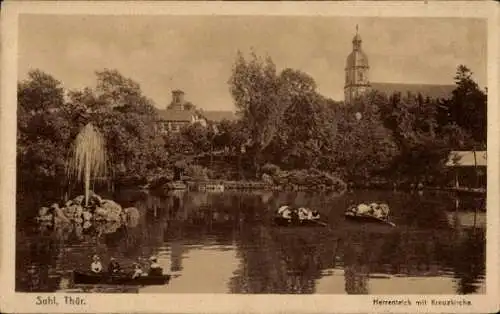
left=16, top=190, right=486, bottom=294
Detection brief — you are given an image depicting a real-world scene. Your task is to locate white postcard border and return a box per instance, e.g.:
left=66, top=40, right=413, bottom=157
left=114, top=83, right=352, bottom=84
left=1, top=1, right=499, bottom=313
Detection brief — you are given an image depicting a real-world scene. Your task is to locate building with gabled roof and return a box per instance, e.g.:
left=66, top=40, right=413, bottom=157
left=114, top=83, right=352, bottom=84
left=200, top=110, right=238, bottom=123
left=446, top=151, right=487, bottom=167
left=156, top=90, right=238, bottom=134
left=156, top=90, right=207, bottom=133
left=445, top=151, right=487, bottom=190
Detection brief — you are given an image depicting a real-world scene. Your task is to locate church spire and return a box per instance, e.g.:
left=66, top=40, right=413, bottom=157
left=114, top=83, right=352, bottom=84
left=344, top=25, right=370, bottom=106
left=352, top=25, right=362, bottom=50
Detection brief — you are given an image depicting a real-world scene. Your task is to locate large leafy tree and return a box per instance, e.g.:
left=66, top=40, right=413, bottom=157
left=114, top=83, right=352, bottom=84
left=445, top=65, right=487, bottom=146
left=333, top=92, right=399, bottom=180
left=18, top=68, right=168, bottom=190
left=17, top=70, right=71, bottom=188
left=84, top=70, right=163, bottom=179
left=265, top=69, right=338, bottom=170
left=228, top=51, right=288, bottom=174
left=212, top=119, right=248, bottom=154
left=18, top=70, right=65, bottom=113
left=377, top=91, right=472, bottom=182
left=179, top=122, right=215, bottom=155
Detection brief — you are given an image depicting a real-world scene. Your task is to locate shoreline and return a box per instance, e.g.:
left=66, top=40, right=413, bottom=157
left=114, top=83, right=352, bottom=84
left=148, top=180, right=486, bottom=196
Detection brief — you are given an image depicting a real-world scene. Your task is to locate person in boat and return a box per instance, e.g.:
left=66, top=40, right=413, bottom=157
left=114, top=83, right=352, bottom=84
left=278, top=205, right=291, bottom=219
left=290, top=208, right=300, bottom=224
left=417, top=182, right=424, bottom=190
left=379, top=203, right=390, bottom=219
left=310, top=210, right=320, bottom=220
left=90, top=255, right=103, bottom=274
left=356, top=203, right=372, bottom=216
left=372, top=203, right=384, bottom=219
left=148, top=256, right=163, bottom=276
left=131, top=263, right=144, bottom=279
left=346, top=200, right=357, bottom=213
left=371, top=203, right=391, bottom=220
left=108, top=257, right=121, bottom=274
left=298, top=207, right=310, bottom=220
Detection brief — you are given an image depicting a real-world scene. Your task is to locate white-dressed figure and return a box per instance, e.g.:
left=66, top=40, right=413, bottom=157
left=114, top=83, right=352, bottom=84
left=380, top=203, right=390, bottom=218
left=372, top=203, right=384, bottom=219
left=356, top=203, right=371, bottom=215
left=278, top=205, right=291, bottom=219
left=298, top=207, right=310, bottom=220
left=132, top=263, right=144, bottom=279
left=90, top=255, right=103, bottom=273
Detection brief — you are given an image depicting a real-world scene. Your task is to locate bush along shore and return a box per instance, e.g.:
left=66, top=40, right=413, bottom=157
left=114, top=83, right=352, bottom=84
left=147, top=166, right=348, bottom=193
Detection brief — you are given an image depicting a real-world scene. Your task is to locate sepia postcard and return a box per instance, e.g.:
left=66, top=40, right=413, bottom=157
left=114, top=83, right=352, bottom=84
left=1, top=1, right=499, bottom=313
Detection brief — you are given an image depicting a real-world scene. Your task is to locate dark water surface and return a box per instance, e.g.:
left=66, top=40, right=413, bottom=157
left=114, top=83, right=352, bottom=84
left=16, top=189, right=486, bottom=294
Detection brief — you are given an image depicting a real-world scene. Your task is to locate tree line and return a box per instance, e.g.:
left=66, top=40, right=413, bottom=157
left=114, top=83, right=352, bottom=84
left=17, top=53, right=486, bottom=193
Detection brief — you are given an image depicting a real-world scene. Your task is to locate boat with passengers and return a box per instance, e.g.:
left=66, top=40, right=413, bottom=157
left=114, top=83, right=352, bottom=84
left=344, top=202, right=396, bottom=227
left=273, top=205, right=327, bottom=227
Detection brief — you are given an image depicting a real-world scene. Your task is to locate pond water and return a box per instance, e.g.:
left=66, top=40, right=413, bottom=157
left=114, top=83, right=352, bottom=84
left=16, top=189, right=486, bottom=294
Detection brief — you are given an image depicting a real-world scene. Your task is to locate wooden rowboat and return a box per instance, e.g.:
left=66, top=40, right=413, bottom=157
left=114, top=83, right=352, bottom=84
left=73, top=271, right=171, bottom=286
left=344, top=211, right=396, bottom=227
left=273, top=216, right=328, bottom=227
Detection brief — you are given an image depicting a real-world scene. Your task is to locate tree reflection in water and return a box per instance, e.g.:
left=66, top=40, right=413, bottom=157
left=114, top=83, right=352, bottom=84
left=451, top=228, right=486, bottom=294
left=16, top=231, right=61, bottom=292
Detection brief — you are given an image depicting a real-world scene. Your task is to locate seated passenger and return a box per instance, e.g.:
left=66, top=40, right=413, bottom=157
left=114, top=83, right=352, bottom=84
left=149, top=256, right=163, bottom=276
left=90, top=255, right=103, bottom=274
left=346, top=200, right=357, bottom=214
left=298, top=207, right=310, bottom=220
left=131, top=263, right=143, bottom=279
left=108, top=257, right=121, bottom=274
left=310, top=210, right=320, bottom=220
left=356, top=203, right=371, bottom=215
left=278, top=205, right=291, bottom=219
left=372, top=203, right=384, bottom=219
left=290, top=208, right=300, bottom=224
left=380, top=203, right=390, bottom=219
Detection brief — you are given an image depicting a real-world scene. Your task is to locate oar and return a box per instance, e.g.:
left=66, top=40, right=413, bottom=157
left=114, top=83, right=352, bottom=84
left=310, top=219, right=328, bottom=227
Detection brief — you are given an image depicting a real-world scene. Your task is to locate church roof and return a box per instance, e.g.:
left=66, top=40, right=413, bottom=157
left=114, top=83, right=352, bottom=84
left=371, top=82, right=455, bottom=100
left=346, top=50, right=369, bottom=69
left=346, top=26, right=368, bottom=69
left=352, top=33, right=362, bottom=43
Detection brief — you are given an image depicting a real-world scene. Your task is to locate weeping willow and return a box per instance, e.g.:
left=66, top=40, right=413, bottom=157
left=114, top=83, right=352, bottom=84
left=66, top=123, right=108, bottom=206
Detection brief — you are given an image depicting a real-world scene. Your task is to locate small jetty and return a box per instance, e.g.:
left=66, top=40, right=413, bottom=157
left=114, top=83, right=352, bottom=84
left=198, top=182, right=225, bottom=192
left=165, top=182, right=187, bottom=191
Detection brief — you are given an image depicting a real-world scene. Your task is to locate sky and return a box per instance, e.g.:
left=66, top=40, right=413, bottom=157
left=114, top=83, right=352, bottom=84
left=18, top=15, right=487, bottom=111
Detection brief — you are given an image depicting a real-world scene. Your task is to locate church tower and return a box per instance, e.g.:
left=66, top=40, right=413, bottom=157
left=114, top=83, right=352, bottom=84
left=344, top=25, right=370, bottom=105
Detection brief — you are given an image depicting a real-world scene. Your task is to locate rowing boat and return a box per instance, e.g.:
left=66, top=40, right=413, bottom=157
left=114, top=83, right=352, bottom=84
left=73, top=271, right=171, bottom=286
left=273, top=216, right=328, bottom=227
left=344, top=211, right=396, bottom=227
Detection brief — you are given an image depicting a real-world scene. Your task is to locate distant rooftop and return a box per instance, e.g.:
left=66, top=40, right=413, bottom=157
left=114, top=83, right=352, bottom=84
left=201, top=110, right=238, bottom=122
left=446, top=151, right=487, bottom=167
left=371, top=82, right=455, bottom=100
